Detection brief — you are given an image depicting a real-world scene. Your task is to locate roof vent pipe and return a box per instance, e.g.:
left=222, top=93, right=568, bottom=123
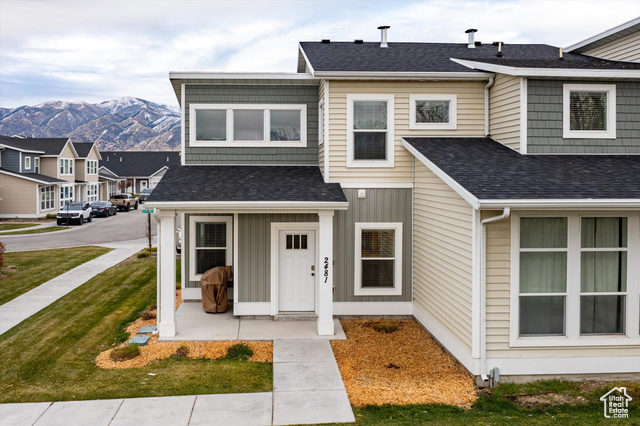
left=378, top=25, right=390, bottom=48
left=466, top=28, right=478, bottom=48
left=559, top=47, right=564, bottom=60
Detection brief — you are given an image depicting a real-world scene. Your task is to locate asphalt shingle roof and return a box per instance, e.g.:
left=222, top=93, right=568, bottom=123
left=299, top=42, right=640, bottom=72
left=0, top=167, right=67, bottom=184
left=404, top=137, right=640, bottom=200
left=0, top=135, right=70, bottom=155
left=148, top=166, right=347, bottom=203
left=72, top=142, right=96, bottom=158
left=99, top=151, right=180, bottom=177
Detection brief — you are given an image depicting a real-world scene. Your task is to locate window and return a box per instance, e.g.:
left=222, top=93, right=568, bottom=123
left=40, top=185, right=55, bottom=211
left=24, top=156, right=31, bottom=171
left=34, top=158, right=40, bottom=174
left=108, top=182, right=117, bottom=198
left=512, top=214, right=639, bottom=346
left=409, top=94, right=457, bottom=130
left=563, top=84, right=616, bottom=139
left=87, top=160, right=98, bottom=175
left=189, top=216, right=232, bottom=281
left=346, top=94, right=395, bottom=168
left=190, top=104, right=307, bottom=147
left=59, top=185, right=73, bottom=208
left=354, top=223, right=402, bottom=296
left=87, top=184, right=99, bottom=202
left=59, top=158, right=73, bottom=175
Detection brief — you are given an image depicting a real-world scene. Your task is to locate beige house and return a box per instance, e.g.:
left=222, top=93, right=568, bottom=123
left=73, top=142, right=102, bottom=203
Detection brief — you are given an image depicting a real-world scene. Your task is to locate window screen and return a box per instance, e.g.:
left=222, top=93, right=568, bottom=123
left=361, top=229, right=395, bottom=288
left=353, top=101, right=387, bottom=161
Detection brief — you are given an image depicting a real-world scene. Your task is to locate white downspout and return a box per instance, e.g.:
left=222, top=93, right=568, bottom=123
left=480, top=207, right=510, bottom=383
left=484, top=77, right=494, bottom=136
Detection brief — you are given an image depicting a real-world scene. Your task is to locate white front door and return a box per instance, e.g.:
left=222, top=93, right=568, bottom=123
left=141, top=180, right=148, bottom=190
left=278, top=230, right=316, bottom=312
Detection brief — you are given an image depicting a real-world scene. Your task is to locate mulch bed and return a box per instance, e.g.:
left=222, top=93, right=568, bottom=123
left=96, top=290, right=272, bottom=369
left=331, top=319, right=477, bottom=407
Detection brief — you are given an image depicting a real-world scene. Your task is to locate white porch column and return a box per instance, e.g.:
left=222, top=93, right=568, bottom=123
left=317, top=210, right=335, bottom=335
left=158, top=209, right=177, bottom=338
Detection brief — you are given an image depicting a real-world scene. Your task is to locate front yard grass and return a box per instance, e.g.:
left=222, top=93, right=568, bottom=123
left=0, top=226, right=71, bottom=236
left=0, top=223, right=37, bottom=231
left=0, top=253, right=272, bottom=403
left=0, top=246, right=112, bottom=305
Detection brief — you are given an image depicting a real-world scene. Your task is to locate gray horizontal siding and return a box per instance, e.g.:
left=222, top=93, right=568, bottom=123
left=527, top=80, right=640, bottom=154
left=238, top=213, right=318, bottom=303
left=334, top=188, right=412, bottom=302
left=185, top=84, right=319, bottom=165
left=1, top=149, right=21, bottom=172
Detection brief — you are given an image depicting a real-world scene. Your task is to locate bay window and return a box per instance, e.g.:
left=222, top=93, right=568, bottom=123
left=354, top=222, right=402, bottom=296
left=347, top=94, right=395, bottom=168
left=190, top=104, right=306, bottom=147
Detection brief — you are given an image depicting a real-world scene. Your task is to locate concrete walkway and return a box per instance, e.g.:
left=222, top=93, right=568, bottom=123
left=0, top=339, right=355, bottom=426
left=0, top=240, right=146, bottom=335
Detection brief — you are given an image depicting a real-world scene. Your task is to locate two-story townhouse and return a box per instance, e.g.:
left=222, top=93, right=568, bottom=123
left=0, top=136, right=80, bottom=218
left=99, top=151, right=180, bottom=194
left=147, top=19, right=640, bottom=382
left=73, top=142, right=102, bottom=203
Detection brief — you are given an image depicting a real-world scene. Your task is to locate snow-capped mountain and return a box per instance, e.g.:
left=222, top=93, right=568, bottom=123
left=0, top=97, right=181, bottom=151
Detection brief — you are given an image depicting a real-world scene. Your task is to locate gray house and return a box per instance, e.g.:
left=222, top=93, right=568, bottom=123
left=99, top=151, right=180, bottom=193
left=147, top=19, right=640, bottom=382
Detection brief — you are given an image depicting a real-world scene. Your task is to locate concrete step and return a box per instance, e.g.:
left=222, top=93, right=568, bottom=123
left=273, top=313, right=317, bottom=321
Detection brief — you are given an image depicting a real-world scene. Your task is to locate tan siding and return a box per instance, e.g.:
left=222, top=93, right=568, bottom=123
left=413, top=161, right=474, bottom=352
left=328, top=80, right=486, bottom=183
left=0, top=174, right=38, bottom=216
left=85, top=149, right=100, bottom=183
left=40, top=158, right=58, bottom=179
left=76, top=159, right=87, bottom=182
left=584, top=31, right=640, bottom=62
left=489, top=74, right=521, bottom=151
left=484, top=211, right=640, bottom=359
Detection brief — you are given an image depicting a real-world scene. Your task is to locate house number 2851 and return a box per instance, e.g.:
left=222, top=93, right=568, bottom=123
left=323, top=257, right=329, bottom=283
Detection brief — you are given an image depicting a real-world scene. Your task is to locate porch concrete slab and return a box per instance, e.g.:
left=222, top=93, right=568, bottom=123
left=238, top=318, right=346, bottom=341
left=109, top=395, right=195, bottom=426
left=159, top=303, right=240, bottom=341
left=274, top=362, right=345, bottom=392
left=0, top=402, right=51, bottom=426
left=273, top=340, right=336, bottom=363
left=273, top=390, right=355, bottom=425
left=34, top=399, right=123, bottom=426
left=189, top=393, right=272, bottom=426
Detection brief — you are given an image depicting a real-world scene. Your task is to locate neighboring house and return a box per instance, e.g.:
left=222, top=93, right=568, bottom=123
left=99, top=151, right=180, bottom=194
left=0, top=136, right=91, bottom=218
left=98, top=167, right=123, bottom=201
left=73, top=142, right=102, bottom=203
left=146, top=18, right=640, bottom=382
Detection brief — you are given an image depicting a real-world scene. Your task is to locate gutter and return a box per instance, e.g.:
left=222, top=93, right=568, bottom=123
left=144, top=201, right=350, bottom=211
left=484, top=77, right=494, bottom=136
left=480, top=207, right=510, bottom=384
left=313, top=71, right=494, bottom=80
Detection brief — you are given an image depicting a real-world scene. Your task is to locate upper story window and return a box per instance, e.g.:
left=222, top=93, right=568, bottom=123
left=346, top=94, right=395, bottom=168
left=24, top=156, right=31, bottom=171
left=190, top=104, right=307, bottom=147
left=563, top=84, right=616, bottom=139
left=409, top=94, right=457, bottom=130
left=34, top=157, right=40, bottom=174
left=60, top=158, right=73, bottom=175
left=87, top=160, right=98, bottom=175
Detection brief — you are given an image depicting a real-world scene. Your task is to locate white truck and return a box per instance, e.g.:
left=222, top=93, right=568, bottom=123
left=109, top=194, right=139, bottom=212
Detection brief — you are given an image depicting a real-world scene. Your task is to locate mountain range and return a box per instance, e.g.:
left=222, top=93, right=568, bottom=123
left=0, top=97, right=180, bottom=151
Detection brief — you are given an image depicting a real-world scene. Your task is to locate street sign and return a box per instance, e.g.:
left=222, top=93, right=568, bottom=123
left=142, top=209, right=154, bottom=214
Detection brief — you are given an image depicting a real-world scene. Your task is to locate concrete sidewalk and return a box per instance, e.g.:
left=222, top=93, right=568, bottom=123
left=0, top=339, right=355, bottom=426
left=0, top=240, right=146, bottom=335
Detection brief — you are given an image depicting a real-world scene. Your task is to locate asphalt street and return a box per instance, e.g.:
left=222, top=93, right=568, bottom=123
left=1, top=208, right=158, bottom=251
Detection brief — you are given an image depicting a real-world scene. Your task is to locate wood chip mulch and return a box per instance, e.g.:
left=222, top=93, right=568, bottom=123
left=331, top=319, right=477, bottom=407
left=95, top=290, right=272, bottom=369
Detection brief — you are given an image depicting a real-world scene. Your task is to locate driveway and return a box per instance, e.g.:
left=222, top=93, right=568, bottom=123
left=1, top=210, right=159, bottom=251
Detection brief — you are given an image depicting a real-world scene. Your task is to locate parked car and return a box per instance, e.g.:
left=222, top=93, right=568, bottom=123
left=139, top=188, right=153, bottom=203
left=90, top=201, right=117, bottom=217
left=57, top=202, right=92, bottom=225
left=109, top=193, right=139, bottom=212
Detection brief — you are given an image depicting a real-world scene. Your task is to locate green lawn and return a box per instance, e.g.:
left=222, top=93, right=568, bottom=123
left=0, top=223, right=37, bottom=231
left=0, top=226, right=70, bottom=236
left=0, top=252, right=272, bottom=403
left=0, top=246, right=112, bottom=305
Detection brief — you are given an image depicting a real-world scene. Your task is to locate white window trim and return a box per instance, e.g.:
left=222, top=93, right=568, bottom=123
left=562, top=84, right=616, bottom=139
left=87, top=160, right=98, bottom=175
left=188, top=216, right=233, bottom=282
left=509, top=212, right=640, bottom=347
left=409, top=94, right=458, bottom=130
left=40, top=185, right=55, bottom=211
left=346, top=94, right=395, bottom=168
left=354, top=222, right=403, bottom=296
left=189, top=103, right=307, bottom=148
left=34, top=157, right=40, bottom=174
left=59, top=184, right=74, bottom=208
left=87, top=183, right=99, bottom=202
left=59, top=158, right=73, bottom=176
left=24, top=156, right=31, bottom=171
left=318, top=99, right=324, bottom=146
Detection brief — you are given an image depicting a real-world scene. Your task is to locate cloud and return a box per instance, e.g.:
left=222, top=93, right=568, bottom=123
left=1, top=0, right=638, bottom=108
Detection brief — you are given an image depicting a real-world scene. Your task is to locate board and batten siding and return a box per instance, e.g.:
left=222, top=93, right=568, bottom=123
left=412, top=161, right=474, bottom=351
left=527, top=80, right=640, bottom=154
left=584, top=30, right=640, bottom=62
left=489, top=74, right=521, bottom=152
left=327, top=80, right=486, bottom=183
left=184, top=84, right=319, bottom=165
left=484, top=211, right=640, bottom=359
left=334, top=188, right=412, bottom=302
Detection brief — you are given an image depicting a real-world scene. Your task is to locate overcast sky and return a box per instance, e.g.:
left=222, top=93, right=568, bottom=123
left=1, top=0, right=638, bottom=108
